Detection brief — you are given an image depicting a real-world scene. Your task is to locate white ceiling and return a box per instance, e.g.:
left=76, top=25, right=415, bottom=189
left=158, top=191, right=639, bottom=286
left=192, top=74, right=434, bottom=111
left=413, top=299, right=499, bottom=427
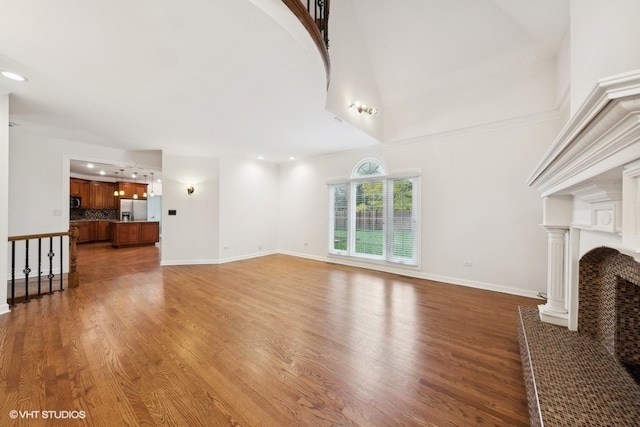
left=351, top=0, right=569, bottom=108
left=1, top=0, right=569, bottom=166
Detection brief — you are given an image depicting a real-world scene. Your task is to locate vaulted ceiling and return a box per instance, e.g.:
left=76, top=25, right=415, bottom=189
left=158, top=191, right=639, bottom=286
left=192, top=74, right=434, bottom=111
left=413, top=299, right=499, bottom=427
left=0, top=0, right=569, bottom=164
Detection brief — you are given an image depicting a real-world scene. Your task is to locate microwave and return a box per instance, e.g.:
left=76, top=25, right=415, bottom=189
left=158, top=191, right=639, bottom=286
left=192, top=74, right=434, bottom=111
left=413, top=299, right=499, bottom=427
left=70, top=197, right=81, bottom=209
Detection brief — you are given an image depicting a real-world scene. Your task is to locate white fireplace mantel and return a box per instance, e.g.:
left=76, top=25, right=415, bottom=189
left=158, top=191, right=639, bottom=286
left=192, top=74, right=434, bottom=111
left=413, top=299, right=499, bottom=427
left=528, top=70, right=640, bottom=330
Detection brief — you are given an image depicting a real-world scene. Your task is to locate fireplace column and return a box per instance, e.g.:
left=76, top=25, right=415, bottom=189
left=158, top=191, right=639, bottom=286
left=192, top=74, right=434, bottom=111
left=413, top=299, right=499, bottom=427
left=539, top=225, right=569, bottom=327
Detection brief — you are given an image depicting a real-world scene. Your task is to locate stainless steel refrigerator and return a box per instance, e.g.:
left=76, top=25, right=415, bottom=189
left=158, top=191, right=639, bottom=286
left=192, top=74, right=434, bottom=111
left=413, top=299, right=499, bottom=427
left=119, top=199, right=148, bottom=221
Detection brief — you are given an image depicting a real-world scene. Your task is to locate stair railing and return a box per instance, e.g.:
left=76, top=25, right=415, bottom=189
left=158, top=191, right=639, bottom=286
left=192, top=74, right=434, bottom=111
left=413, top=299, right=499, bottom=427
left=6, top=226, right=79, bottom=306
left=304, top=0, right=329, bottom=49
left=282, top=0, right=331, bottom=80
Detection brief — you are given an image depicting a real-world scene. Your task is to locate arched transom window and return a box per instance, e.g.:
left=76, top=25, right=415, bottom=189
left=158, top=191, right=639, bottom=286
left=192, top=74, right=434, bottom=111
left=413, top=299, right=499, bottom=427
left=353, top=160, right=385, bottom=177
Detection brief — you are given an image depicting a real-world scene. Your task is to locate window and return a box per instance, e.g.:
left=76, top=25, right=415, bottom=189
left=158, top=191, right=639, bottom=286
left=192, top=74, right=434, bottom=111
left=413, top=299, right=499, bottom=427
left=329, top=160, right=420, bottom=266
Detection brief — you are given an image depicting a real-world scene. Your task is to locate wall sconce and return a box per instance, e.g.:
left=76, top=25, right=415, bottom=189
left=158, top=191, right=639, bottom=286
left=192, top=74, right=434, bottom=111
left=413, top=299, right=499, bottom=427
left=187, top=185, right=195, bottom=195
left=349, top=102, right=378, bottom=115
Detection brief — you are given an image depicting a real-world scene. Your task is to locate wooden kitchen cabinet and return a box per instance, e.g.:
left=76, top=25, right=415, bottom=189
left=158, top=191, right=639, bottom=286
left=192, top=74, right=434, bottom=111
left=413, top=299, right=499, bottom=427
left=118, top=182, right=147, bottom=200
left=70, top=178, right=91, bottom=208
left=116, top=182, right=134, bottom=198
left=134, top=183, right=148, bottom=199
left=97, top=220, right=110, bottom=241
left=71, top=179, right=117, bottom=209
left=70, top=220, right=111, bottom=243
left=104, top=183, right=117, bottom=208
left=71, top=221, right=94, bottom=243
left=70, top=179, right=81, bottom=196
left=109, top=221, right=159, bottom=247
left=115, top=182, right=147, bottom=199
left=91, top=181, right=117, bottom=209
left=139, top=221, right=159, bottom=244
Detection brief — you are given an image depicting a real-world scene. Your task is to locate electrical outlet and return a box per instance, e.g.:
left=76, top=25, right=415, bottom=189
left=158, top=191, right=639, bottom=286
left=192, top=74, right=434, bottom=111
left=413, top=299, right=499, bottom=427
left=463, top=261, right=473, bottom=267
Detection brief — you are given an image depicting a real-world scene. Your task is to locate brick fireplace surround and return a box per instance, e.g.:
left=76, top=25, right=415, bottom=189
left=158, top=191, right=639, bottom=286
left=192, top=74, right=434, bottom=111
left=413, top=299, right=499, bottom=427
left=522, top=71, right=640, bottom=425
left=579, top=248, right=640, bottom=366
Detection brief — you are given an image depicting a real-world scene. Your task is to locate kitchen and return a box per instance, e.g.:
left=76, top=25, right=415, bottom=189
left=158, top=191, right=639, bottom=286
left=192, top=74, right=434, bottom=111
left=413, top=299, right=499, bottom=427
left=69, top=161, right=161, bottom=248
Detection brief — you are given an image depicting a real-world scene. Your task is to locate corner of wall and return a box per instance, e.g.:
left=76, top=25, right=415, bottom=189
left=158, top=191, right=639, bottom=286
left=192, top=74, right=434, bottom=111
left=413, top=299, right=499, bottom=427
left=0, top=95, right=9, bottom=313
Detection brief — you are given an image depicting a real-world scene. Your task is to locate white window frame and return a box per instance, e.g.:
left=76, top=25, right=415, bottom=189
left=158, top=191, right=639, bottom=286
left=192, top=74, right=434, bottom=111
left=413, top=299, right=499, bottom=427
left=328, top=160, right=420, bottom=267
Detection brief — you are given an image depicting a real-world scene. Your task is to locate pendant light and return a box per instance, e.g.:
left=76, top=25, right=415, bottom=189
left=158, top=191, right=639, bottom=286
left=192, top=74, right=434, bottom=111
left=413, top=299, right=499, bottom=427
left=132, top=172, right=138, bottom=199
left=118, top=169, right=125, bottom=196
left=143, top=174, right=148, bottom=198
left=150, top=172, right=155, bottom=198
left=113, top=171, right=119, bottom=196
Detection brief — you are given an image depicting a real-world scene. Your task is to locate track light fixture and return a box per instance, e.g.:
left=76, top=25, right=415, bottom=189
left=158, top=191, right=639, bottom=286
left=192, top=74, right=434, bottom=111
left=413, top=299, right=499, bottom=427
left=349, top=102, right=378, bottom=115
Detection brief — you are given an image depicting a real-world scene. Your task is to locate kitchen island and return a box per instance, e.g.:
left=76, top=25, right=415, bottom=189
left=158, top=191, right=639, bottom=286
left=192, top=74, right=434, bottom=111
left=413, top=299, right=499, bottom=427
left=109, top=221, right=159, bottom=247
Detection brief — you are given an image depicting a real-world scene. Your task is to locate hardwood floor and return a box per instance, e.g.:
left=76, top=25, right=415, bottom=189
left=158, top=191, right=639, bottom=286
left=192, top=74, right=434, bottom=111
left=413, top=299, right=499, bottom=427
left=1, top=243, right=538, bottom=426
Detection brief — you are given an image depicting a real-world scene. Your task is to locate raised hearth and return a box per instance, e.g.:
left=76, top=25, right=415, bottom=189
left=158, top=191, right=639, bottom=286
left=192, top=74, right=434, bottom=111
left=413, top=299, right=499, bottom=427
left=518, top=306, right=640, bottom=426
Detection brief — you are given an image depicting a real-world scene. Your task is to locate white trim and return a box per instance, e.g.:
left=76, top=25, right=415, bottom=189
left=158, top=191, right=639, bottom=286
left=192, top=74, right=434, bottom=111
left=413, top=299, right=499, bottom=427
left=160, top=250, right=278, bottom=266
left=281, top=250, right=543, bottom=299
left=528, top=70, right=640, bottom=194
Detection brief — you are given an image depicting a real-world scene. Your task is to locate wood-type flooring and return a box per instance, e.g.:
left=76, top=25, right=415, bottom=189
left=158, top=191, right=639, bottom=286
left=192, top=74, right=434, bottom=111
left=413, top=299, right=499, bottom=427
left=0, top=243, right=539, bottom=426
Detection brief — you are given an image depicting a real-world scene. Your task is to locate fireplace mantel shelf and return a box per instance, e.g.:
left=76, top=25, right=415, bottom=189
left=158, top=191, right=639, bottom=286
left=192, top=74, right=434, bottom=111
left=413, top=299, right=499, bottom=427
left=528, top=70, right=640, bottom=197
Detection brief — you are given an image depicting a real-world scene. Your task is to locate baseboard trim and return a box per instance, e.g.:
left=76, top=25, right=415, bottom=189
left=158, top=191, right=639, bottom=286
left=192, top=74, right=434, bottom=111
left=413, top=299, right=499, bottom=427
left=279, top=250, right=543, bottom=299
left=0, top=303, right=10, bottom=316
left=154, top=249, right=541, bottom=299
left=160, top=250, right=278, bottom=266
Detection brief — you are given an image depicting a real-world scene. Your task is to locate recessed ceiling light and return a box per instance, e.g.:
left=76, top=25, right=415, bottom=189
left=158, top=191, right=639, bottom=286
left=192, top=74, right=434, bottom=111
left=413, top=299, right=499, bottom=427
left=99, top=170, right=106, bottom=175
left=289, top=156, right=296, bottom=161
left=1, top=71, right=27, bottom=82
left=257, top=156, right=264, bottom=160
left=87, top=163, right=94, bottom=168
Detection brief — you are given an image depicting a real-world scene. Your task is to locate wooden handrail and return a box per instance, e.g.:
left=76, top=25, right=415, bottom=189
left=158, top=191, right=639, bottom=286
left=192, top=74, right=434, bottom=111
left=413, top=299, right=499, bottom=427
left=7, top=227, right=79, bottom=289
left=281, top=0, right=331, bottom=86
left=8, top=230, right=73, bottom=242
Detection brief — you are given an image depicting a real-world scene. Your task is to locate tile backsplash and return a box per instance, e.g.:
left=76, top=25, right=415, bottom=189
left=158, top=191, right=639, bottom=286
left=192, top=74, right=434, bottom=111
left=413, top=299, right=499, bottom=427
left=70, top=209, right=117, bottom=221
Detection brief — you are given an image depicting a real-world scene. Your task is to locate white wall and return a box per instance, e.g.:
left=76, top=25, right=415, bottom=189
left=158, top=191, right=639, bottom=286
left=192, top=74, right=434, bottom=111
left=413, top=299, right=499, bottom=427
left=160, top=153, right=220, bottom=265
left=569, top=0, right=640, bottom=114
left=325, top=0, right=383, bottom=142
left=0, top=95, right=9, bottom=314
left=218, top=155, right=279, bottom=261
left=555, top=29, right=571, bottom=107
left=385, top=58, right=558, bottom=143
left=279, top=112, right=565, bottom=297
